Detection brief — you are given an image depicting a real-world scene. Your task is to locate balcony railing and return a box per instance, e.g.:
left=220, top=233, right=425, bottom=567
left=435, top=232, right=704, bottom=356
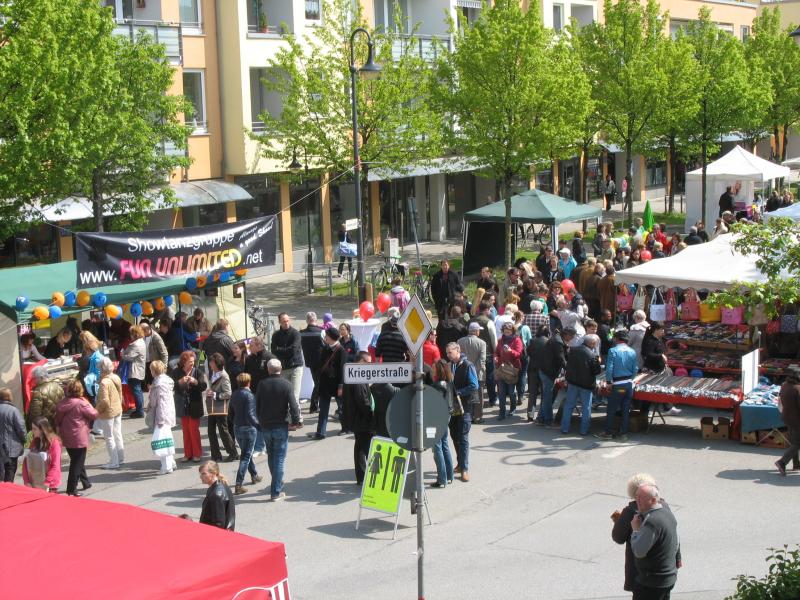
left=112, top=20, right=183, bottom=65
left=391, top=34, right=451, bottom=62
left=247, top=23, right=282, bottom=36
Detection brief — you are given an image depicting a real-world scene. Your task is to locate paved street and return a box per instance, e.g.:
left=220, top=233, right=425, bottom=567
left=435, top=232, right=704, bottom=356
left=51, top=401, right=798, bottom=600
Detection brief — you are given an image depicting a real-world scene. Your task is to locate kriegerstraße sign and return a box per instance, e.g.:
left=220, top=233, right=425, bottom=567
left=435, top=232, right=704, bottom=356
left=74, top=216, right=276, bottom=287
left=343, top=362, right=414, bottom=384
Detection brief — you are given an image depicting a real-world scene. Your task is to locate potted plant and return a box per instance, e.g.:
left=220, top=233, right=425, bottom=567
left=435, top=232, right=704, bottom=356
left=258, top=12, right=268, bottom=33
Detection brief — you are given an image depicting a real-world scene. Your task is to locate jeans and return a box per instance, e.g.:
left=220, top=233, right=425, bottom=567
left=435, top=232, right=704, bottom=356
left=316, top=394, right=341, bottom=437
left=254, top=428, right=266, bottom=453
left=432, top=429, right=454, bottom=485
left=516, top=354, right=529, bottom=400
left=282, top=367, right=303, bottom=406
left=0, top=457, right=19, bottom=482
left=263, top=425, right=289, bottom=498
left=527, top=368, right=541, bottom=416
left=208, top=414, right=237, bottom=461
left=633, top=582, right=674, bottom=600
left=497, top=380, right=517, bottom=419
left=449, top=413, right=472, bottom=471
left=234, top=425, right=259, bottom=486
left=484, top=359, right=497, bottom=405
left=561, top=384, right=593, bottom=435
left=337, top=255, right=352, bottom=276
left=538, top=372, right=555, bottom=424
left=65, top=447, right=89, bottom=495
left=605, top=381, right=634, bottom=435
left=353, top=431, right=373, bottom=484
left=97, top=415, right=124, bottom=466
left=128, top=378, right=144, bottom=415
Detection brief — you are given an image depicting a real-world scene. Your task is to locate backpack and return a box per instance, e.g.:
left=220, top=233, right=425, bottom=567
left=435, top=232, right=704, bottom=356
left=392, top=289, right=410, bottom=312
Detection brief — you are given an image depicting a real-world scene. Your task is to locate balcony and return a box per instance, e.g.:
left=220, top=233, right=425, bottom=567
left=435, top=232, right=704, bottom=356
left=391, top=34, right=451, bottom=62
left=112, top=20, right=183, bottom=65
left=247, top=0, right=294, bottom=37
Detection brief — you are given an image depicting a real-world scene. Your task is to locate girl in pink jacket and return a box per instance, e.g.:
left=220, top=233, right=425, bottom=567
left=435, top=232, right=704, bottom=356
left=22, top=416, right=62, bottom=492
left=494, top=321, right=523, bottom=420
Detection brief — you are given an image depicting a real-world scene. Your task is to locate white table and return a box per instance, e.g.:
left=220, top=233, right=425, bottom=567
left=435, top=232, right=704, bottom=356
left=347, top=318, right=381, bottom=351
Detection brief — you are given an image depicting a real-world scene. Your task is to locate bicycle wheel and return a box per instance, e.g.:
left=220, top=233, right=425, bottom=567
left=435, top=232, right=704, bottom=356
left=537, top=224, right=552, bottom=246
left=372, top=268, right=389, bottom=292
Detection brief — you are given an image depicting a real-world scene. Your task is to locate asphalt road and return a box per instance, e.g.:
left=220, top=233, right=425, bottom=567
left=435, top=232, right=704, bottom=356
left=44, top=402, right=800, bottom=600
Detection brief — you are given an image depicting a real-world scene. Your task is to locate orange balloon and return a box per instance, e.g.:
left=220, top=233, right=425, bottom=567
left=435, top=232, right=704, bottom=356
left=179, top=291, right=193, bottom=305
left=104, top=305, right=121, bottom=319
left=212, top=273, right=220, bottom=282
left=51, top=292, right=65, bottom=307
left=77, top=291, right=91, bottom=307
left=196, top=276, right=207, bottom=288
left=235, top=268, right=247, bottom=277
left=154, top=298, right=166, bottom=311
left=141, top=301, right=154, bottom=316
left=33, top=306, right=50, bottom=320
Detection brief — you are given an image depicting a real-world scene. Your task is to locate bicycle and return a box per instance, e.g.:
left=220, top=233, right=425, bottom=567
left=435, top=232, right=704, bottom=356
left=517, top=223, right=552, bottom=249
left=410, top=261, right=436, bottom=304
left=246, top=300, right=276, bottom=341
left=370, top=255, right=406, bottom=292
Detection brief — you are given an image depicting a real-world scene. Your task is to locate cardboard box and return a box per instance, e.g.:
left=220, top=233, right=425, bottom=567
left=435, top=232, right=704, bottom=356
left=701, top=416, right=730, bottom=440
left=740, top=430, right=758, bottom=445
left=757, top=429, right=790, bottom=448
left=612, top=410, right=648, bottom=433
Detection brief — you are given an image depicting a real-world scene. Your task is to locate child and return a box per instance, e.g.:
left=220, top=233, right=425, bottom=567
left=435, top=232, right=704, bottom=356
left=22, top=416, right=62, bottom=492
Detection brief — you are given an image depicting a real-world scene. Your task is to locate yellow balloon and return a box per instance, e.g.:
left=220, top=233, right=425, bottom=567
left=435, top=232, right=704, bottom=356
left=77, top=291, right=91, bottom=307
left=33, top=306, right=50, bottom=320
left=154, top=298, right=166, bottom=311
left=179, top=291, right=193, bottom=305
left=51, top=292, right=65, bottom=307
left=141, top=301, right=154, bottom=316
left=104, top=305, right=121, bottom=319
left=196, top=276, right=207, bottom=288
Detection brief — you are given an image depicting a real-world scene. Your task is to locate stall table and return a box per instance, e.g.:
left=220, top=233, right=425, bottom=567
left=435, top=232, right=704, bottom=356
left=634, top=372, right=741, bottom=410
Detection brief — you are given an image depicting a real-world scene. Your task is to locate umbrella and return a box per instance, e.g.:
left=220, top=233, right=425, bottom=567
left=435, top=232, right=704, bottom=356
left=642, top=199, right=655, bottom=232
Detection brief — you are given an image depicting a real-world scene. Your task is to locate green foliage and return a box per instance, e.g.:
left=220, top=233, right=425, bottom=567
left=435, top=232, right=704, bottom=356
left=251, top=0, right=443, bottom=179
left=0, top=0, right=191, bottom=233
left=727, top=545, right=800, bottom=600
left=436, top=0, right=590, bottom=268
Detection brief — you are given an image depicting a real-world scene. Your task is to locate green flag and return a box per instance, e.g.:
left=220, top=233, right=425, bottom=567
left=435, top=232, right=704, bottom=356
left=643, top=200, right=654, bottom=232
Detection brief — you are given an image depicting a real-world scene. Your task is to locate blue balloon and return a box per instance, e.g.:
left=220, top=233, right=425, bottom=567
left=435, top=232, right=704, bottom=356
left=49, top=305, right=62, bottom=319
left=15, top=296, right=29, bottom=311
left=129, top=302, right=143, bottom=318
left=164, top=295, right=174, bottom=307
left=185, top=277, right=198, bottom=291
left=64, top=291, right=77, bottom=307
left=219, top=271, right=231, bottom=283
left=93, top=292, right=107, bottom=308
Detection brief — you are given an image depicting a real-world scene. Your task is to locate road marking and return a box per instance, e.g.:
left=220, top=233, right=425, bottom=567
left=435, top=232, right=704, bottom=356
left=601, top=446, right=634, bottom=459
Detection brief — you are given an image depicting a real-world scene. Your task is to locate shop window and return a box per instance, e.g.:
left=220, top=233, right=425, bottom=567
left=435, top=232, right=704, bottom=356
left=536, top=169, right=553, bottom=193
left=234, top=175, right=282, bottom=246
left=290, top=180, right=321, bottom=248
left=646, top=159, right=667, bottom=188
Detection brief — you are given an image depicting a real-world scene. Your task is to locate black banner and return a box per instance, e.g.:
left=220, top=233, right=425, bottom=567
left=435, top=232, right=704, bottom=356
left=75, top=216, right=277, bottom=287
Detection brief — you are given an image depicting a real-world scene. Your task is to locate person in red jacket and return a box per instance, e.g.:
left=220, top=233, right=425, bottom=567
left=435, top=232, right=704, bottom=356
left=22, top=416, right=62, bottom=492
left=495, top=321, right=523, bottom=421
left=422, top=331, right=441, bottom=367
left=54, top=380, right=98, bottom=496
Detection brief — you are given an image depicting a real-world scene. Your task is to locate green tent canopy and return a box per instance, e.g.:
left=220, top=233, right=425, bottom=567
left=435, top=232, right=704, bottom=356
left=0, top=260, right=242, bottom=322
left=463, top=188, right=602, bottom=225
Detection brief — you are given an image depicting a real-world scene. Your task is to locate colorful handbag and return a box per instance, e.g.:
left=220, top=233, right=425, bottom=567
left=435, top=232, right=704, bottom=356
left=767, top=318, right=781, bottom=335
left=649, top=288, right=667, bottom=322
left=780, top=308, right=798, bottom=334
left=699, top=302, right=722, bottom=323
left=681, top=288, right=700, bottom=321
left=663, top=289, right=677, bottom=322
left=720, top=306, right=744, bottom=326
left=616, top=285, right=634, bottom=311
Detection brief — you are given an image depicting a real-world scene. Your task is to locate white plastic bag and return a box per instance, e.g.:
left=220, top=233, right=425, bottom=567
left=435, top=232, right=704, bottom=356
left=151, top=425, right=175, bottom=458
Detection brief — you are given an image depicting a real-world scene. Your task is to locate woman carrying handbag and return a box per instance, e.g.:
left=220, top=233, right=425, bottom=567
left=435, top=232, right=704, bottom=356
left=207, top=353, right=238, bottom=463
left=495, top=321, right=523, bottom=421
left=147, top=360, right=177, bottom=474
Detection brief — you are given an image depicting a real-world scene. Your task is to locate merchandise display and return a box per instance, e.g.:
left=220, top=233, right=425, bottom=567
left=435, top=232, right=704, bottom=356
left=665, top=322, right=752, bottom=348
left=635, top=372, right=741, bottom=409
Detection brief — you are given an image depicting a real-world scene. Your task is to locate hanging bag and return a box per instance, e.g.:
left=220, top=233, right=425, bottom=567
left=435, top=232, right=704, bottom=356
left=747, top=304, right=769, bottom=327
left=681, top=288, right=700, bottom=321
left=663, top=288, right=677, bottom=322
left=632, top=286, right=647, bottom=312
left=721, top=305, right=744, bottom=326
left=699, top=301, right=722, bottom=323
left=496, top=362, right=520, bottom=385
left=780, top=306, right=798, bottom=334
left=649, top=288, right=667, bottom=322
left=151, top=425, right=175, bottom=458
left=616, top=284, right=634, bottom=312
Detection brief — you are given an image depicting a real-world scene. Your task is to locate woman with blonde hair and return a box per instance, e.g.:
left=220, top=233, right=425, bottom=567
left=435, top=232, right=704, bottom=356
left=147, top=360, right=177, bottom=475
left=22, top=416, right=62, bottom=492
left=198, top=460, right=236, bottom=530
left=77, top=331, right=103, bottom=403
left=121, top=324, right=147, bottom=418
left=95, top=357, right=124, bottom=468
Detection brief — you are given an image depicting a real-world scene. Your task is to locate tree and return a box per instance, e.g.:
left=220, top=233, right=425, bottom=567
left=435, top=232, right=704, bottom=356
left=683, top=9, right=765, bottom=224
left=0, top=0, right=191, bottom=233
left=578, top=0, right=669, bottom=227
left=744, top=7, right=800, bottom=163
left=250, top=0, right=443, bottom=227
left=436, top=0, right=590, bottom=269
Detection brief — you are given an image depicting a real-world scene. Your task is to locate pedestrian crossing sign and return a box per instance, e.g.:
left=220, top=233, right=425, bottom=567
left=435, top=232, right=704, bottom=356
left=359, top=436, right=410, bottom=515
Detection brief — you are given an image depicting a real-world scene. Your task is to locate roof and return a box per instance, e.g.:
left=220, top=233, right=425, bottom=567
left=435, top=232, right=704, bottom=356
left=463, top=189, right=602, bottom=225
left=764, top=202, right=800, bottom=222
left=0, top=260, right=241, bottom=322
left=367, top=157, right=483, bottom=181
left=686, top=146, right=789, bottom=182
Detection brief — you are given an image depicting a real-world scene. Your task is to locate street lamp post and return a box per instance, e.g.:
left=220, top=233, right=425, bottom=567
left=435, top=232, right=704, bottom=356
left=349, top=27, right=381, bottom=302
left=289, top=150, right=314, bottom=294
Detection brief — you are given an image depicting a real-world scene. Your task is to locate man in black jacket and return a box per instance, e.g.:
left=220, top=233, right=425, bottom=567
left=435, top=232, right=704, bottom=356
left=255, top=359, right=302, bottom=501
left=718, top=185, right=734, bottom=217
left=202, top=319, right=236, bottom=367
left=526, top=324, right=550, bottom=422
left=271, top=313, right=304, bottom=406
left=375, top=316, right=409, bottom=363
left=312, top=328, right=347, bottom=439
left=245, top=337, right=275, bottom=392
left=300, top=312, right=325, bottom=413
left=561, top=334, right=601, bottom=435
left=343, top=351, right=375, bottom=485
left=436, top=306, right=468, bottom=356
left=430, top=259, right=461, bottom=321
left=631, top=484, right=681, bottom=599
left=537, top=326, right=575, bottom=426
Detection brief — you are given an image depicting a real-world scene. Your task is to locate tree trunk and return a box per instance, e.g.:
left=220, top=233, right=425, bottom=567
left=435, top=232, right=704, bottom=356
left=581, top=143, right=589, bottom=233
left=773, top=124, right=781, bottom=162
left=781, top=124, right=789, bottom=163
left=667, top=136, right=676, bottom=214
left=625, top=142, right=633, bottom=228
left=92, top=169, right=104, bottom=232
left=701, top=140, right=708, bottom=227
left=503, top=179, right=513, bottom=271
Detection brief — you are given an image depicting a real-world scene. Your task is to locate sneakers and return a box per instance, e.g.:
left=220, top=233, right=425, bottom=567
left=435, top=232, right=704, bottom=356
left=100, top=463, right=120, bottom=470
left=666, top=407, right=682, bottom=416
left=430, top=482, right=446, bottom=488
left=594, top=432, right=614, bottom=440
left=234, top=485, right=248, bottom=495
left=251, top=475, right=263, bottom=485
left=252, top=451, right=263, bottom=458
left=615, top=434, right=629, bottom=442
left=157, top=468, right=173, bottom=475
left=270, top=492, right=286, bottom=502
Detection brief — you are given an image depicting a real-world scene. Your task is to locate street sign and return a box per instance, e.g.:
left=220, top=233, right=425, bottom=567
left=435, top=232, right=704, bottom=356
left=397, top=294, right=432, bottom=358
left=386, top=384, right=451, bottom=451
left=345, top=218, right=359, bottom=231
left=343, top=362, right=414, bottom=384
left=359, top=436, right=410, bottom=515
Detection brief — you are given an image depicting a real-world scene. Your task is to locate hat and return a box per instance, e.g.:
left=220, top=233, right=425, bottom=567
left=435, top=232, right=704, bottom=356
left=558, top=248, right=571, bottom=255
left=325, top=327, right=340, bottom=341
left=722, top=211, right=733, bottom=217
left=468, top=322, right=483, bottom=333
left=323, top=312, right=334, bottom=323
left=614, top=329, right=629, bottom=342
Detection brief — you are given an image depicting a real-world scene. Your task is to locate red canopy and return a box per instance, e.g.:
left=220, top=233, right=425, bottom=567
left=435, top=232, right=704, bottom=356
left=0, top=484, right=291, bottom=599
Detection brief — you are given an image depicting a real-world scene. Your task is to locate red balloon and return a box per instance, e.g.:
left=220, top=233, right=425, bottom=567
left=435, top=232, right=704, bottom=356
left=561, top=279, right=576, bottom=292
left=640, top=249, right=652, bottom=261
left=375, top=292, right=392, bottom=314
left=359, top=301, right=375, bottom=322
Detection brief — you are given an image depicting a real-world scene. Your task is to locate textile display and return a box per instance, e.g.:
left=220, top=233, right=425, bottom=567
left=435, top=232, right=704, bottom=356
left=739, top=383, right=784, bottom=433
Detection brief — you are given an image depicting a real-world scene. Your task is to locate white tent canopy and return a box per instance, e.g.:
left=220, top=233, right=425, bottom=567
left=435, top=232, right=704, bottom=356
left=763, top=202, right=800, bottom=222
left=614, top=234, right=768, bottom=290
left=685, top=146, right=789, bottom=230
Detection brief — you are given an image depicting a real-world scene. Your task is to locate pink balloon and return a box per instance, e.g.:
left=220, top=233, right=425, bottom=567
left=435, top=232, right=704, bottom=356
left=359, top=301, right=375, bottom=322
left=375, top=292, right=392, bottom=314
left=640, top=249, right=652, bottom=261
left=561, top=279, right=576, bottom=292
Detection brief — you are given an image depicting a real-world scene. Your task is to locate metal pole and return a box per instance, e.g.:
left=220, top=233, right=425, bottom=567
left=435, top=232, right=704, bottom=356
left=414, top=349, right=425, bottom=600
left=306, top=166, right=314, bottom=294
left=350, top=36, right=366, bottom=303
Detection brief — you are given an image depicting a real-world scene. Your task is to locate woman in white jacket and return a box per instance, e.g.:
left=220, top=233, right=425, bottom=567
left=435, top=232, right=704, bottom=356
left=146, top=360, right=177, bottom=474
left=121, top=325, right=147, bottom=418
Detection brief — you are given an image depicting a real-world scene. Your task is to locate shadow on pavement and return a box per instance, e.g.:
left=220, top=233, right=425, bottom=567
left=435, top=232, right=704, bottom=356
left=716, top=469, right=800, bottom=486
left=284, top=468, right=360, bottom=507
left=308, top=518, right=412, bottom=540
left=148, top=486, right=207, bottom=508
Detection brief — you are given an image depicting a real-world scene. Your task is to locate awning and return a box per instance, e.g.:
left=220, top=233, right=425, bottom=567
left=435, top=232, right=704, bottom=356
left=367, top=157, right=483, bottom=182
left=456, top=0, right=483, bottom=8
left=600, top=141, right=623, bottom=154
left=463, top=188, right=602, bottom=225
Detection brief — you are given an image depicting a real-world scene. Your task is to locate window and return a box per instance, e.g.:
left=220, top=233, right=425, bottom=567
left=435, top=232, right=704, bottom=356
left=305, top=0, right=321, bottom=20
left=182, top=204, right=227, bottom=228
left=182, top=70, right=206, bottom=133
left=179, top=0, right=202, bottom=30
left=104, top=0, right=133, bottom=21
left=646, top=159, right=667, bottom=188
left=234, top=176, right=282, bottom=248
left=552, top=4, right=563, bottom=32
left=0, top=224, right=58, bottom=268
left=741, top=25, right=750, bottom=41
left=290, top=181, right=322, bottom=248
left=250, top=68, right=285, bottom=131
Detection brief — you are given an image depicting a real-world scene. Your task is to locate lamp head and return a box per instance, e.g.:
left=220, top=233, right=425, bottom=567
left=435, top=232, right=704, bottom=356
left=288, top=149, right=302, bottom=171
left=360, top=41, right=382, bottom=79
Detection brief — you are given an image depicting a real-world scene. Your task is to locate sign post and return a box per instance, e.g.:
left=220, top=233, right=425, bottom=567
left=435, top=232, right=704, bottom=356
left=356, top=436, right=411, bottom=539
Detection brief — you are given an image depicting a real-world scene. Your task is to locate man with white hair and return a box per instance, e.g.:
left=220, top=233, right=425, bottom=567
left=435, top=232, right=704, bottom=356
left=524, top=300, right=548, bottom=332
left=28, top=366, right=63, bottom=428
left=255, top=358, right=303, bottom=501
left=629, top=310, right=649, bottom=369
left=494, top=303, right=518, bottom=340
left=631, top=484, right=681, bottom=599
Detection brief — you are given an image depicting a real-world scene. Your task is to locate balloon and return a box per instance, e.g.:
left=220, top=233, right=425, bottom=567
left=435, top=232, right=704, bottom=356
left=93, top=292, right=107, bottom=308
left=179, top=291, right=193, bottom=305
left=640, top=249, right=652, bottom=262
left=48, top=305, right=62, bottom=319
left=212, top=273, right=220, bottom=282
left=375, top=292, right=392, bottom=314
left=51, top=292, right=65, bottom=307
left=235, top=268, right=247, bottom=277
left=33, top=306, right=50, bottom=320
left=164, top=295, right=174, bottom=307
left=561, top=279, right=576, bottom=293
left=196, top=275, right=207, bottom=288
left=185, top=277, right=198, bottom=291
left=77, top=291, right=91, bottom=307
left=141, top=301, right=154, bottom=316
left=130, top=302, right=143, bottom=318
left=104, top=304, right=122, bottom=319
left=64, top=291, right=77, bottom=307
left=15, top=296, right=29, bottom=311
left=359, top=301, right=375, bottom=322
left=154, top=298, right=166, bottom=311
left=219, top=271, right=232, bottom=283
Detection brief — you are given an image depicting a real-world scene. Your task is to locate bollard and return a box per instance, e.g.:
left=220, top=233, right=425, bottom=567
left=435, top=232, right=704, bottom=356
left=364, top=282, right=374, bottom=305
left=327, top=265, right=333, bottom=297
left=348, top=264, right=354, bottom=298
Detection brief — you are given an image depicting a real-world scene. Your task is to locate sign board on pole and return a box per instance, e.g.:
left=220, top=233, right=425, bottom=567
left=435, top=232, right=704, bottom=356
left=397, top=294, right=432, bottom=358
left=386, top=384, right=451, bottom=451
left=343, top=362, right=414, bottom=384
left=359, top=436, right=410, bottom=515
left=345, top=218, right=359, bottom=232
left=741, top=349, right=759, bottom=396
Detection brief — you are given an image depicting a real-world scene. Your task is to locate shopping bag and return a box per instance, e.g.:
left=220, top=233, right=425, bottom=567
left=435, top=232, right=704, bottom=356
left=648, top=288, right=666, bottom=322
left=766, top=318, right=781, bottom=335
left=780, top=307, right=797, bottom=333
left=663, top=289, right=677, bottom=322
left=632, top=286, right=647, bottom=312
left=151, top=425, right=175, bottom=457
left=681, top=288, right=700, bottom=321
left=721, top=306, right=744, bottom=326
left=616, top=285, right=634, bottom=311
left=116, top=360, right=130, bottom=386
left=747, top=304, right=769, bottom=326
left=337, top=241, right=358, bottom=257
left=699, top=302, right=722, bottom=323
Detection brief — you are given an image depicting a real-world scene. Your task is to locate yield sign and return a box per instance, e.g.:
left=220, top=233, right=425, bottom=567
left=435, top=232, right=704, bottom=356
left=396, top=294, right=432, bottom=358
